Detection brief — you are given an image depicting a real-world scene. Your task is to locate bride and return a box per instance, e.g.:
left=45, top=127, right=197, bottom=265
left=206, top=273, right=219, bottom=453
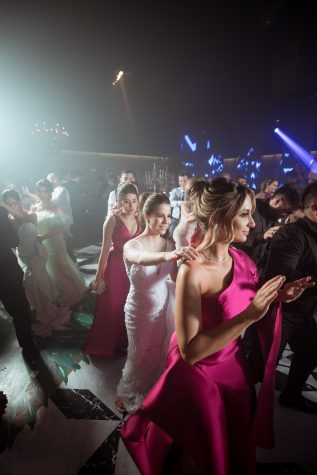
left=115, top=192, right=198, bottom=413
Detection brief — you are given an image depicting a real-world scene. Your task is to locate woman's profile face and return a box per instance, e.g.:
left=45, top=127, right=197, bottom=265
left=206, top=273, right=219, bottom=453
left=37, top=185, right=51, bottom=202
left=232, top=195, right=255, bottom=243
left=121, top=193, right=138, bottom=215
left=146, top=203, right=171, bottom=234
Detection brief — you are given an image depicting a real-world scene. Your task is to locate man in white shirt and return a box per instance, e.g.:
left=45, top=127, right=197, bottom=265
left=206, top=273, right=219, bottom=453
left=107, top=169, right=136, bottom=215
left=169, top=172, right=190, bottom=236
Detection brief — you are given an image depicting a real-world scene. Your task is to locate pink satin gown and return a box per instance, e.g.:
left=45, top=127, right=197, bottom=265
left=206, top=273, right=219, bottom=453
left=120, top=247, right=282, bottom=475
left=84, top=215, right=141, bottom=356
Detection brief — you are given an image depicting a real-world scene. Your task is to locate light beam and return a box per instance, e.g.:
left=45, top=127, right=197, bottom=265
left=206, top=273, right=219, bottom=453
left=274, top=127, right=317, bottom=174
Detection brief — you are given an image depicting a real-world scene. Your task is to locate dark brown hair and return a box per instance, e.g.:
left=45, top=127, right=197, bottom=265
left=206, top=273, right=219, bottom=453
left=117, top=182, right=138, bottom=202
left=138, top=192, right=170, bottom=229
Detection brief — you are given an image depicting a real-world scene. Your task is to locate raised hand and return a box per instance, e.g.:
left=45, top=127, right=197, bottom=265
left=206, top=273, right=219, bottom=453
left=277, top=276, right=315, bottom=303
left=0, top=201, right=27, bottom=220
left=263, top=226, right=281, bottom=240
left=244, top=275, right=286, bottom=323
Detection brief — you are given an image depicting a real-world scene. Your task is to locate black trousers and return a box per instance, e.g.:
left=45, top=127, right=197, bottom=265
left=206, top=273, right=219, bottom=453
left=0, top=263, right=33, bottom=349
left=278, top=310, right=317, bottom=397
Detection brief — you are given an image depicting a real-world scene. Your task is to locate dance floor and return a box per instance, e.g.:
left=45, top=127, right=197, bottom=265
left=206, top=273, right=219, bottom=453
left=0, top=244, right=316, bottom=475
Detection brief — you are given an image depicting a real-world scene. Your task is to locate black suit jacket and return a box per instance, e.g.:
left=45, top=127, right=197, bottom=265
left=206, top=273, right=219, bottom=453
left=0, top=207, right=19, bottom=268
left=264, top=216, right=317, bottom=317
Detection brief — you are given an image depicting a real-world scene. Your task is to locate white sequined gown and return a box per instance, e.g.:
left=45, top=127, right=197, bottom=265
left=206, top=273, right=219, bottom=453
left=117, top=239, right=176, bottom=413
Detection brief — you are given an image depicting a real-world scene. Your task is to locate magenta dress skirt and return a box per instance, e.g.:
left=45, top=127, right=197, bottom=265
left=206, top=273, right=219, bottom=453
left=120, top=247, right=282, bottom=475
left=84, top=216, right=141, bottom=356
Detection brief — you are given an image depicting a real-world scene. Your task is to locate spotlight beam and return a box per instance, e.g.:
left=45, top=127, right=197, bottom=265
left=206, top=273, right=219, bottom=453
left=274, top=128, right=317, bottom=174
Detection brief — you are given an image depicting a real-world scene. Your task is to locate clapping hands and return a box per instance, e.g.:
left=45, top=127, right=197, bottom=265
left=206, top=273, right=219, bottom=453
left=276, top=276, right=315, bottom=303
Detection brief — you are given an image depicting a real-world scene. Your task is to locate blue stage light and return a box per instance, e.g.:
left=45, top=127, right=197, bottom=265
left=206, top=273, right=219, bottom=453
left=274, top=127, right=317, bottom=174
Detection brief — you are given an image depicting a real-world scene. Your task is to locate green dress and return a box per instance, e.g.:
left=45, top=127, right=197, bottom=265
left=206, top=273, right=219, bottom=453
left=37, top=211, right=86, bottom=307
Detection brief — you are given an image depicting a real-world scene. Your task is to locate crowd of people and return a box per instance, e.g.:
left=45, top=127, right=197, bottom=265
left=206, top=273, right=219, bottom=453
left=1, top=166, right=317, bottom=474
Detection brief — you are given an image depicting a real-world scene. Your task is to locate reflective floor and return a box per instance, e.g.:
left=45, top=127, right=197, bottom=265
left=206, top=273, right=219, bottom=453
left=0, top=244, right=316, bottom=475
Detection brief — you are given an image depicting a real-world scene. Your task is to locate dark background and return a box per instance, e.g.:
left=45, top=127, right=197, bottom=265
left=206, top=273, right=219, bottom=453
left=1, top=0, right=317, bottom=168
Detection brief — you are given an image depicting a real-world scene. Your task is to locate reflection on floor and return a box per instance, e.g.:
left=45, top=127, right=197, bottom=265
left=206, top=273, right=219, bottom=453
left=0, top=244, right=316, bottom=475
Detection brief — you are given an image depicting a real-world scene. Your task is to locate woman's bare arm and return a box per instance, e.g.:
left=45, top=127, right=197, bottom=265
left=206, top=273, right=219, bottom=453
left=124, top=239, right=198, bottom=266
left=175, top=264, right=285, bottom=364
left=95, top=215, right=117, bottom=280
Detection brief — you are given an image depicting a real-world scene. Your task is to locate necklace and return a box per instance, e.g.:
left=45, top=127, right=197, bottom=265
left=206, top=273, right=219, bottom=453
left=201, top=250, right=230, bottom=262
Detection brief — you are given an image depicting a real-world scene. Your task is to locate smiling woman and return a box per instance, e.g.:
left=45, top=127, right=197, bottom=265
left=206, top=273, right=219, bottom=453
left=115, top=192, right=198, bottom=413
left=119, top=180, right=307, bottom=475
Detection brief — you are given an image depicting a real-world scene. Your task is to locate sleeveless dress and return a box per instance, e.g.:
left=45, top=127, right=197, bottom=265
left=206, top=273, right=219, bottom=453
left=84, top=215, right=141, bottom=356
left=36, top=211, right=86, bottom=307
left=116, top=239, right=175, bottom=413
left=120, top=248, right=282, bottom=475
left=17, top=221, right=59, bottom=322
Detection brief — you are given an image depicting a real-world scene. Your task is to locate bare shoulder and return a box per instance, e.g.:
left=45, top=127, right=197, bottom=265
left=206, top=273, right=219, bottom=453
left=177, top=259, right=202, bottom=282
left=130, top=233, right=145, bottom=244
left=104, top=213, right=117, bottom=227
left=105, top=213, right=116, bottom=223
left=124, top=236, right=141, bottom=250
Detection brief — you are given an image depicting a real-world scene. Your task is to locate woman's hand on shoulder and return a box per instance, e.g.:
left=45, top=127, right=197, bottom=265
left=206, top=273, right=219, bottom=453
left=166, top=246, right=199, bottom=263
left=111, top=208, right=122, bottom=217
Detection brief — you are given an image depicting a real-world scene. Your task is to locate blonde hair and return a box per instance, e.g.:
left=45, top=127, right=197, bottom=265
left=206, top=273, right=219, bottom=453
left=187, top=179, right=255, bottom=248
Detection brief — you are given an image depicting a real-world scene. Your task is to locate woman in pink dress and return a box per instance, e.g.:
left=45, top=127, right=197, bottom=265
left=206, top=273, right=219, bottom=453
left=84, top=183, right=141, bottom=356
left=120, top=180, right=313, bottom=475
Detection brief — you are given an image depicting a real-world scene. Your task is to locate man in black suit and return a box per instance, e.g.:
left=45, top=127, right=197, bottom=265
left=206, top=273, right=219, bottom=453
left=265, top=181, right=317, bottom=412
left=236, top=183, right=300, bottom=273
left=0, top=206, right=38, bottom=369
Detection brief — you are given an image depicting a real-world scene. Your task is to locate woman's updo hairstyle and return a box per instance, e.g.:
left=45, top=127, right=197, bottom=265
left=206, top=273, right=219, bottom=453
left=187, top=179, right=255, bottom=247
left=138, top=192, right=170, bottom=230
left=117, top=182, right=138, bottom=202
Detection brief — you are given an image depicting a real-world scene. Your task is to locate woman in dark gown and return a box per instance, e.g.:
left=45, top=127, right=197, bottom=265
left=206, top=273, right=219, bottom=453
left=84, top=183, right=141, bottom=356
